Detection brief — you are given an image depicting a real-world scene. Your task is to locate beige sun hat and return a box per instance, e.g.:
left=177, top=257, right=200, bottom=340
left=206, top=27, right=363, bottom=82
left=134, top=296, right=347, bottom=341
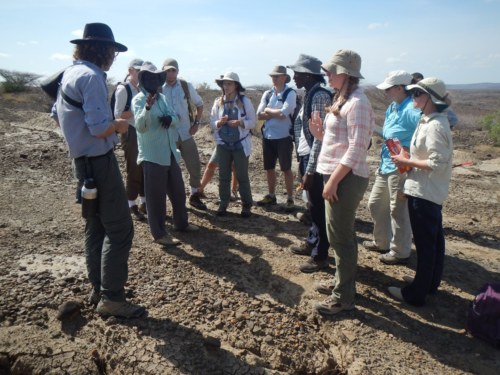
left=162, top=58, right=179, bottom=71
left=215, top=72, right=245, bottom=91
left=269, top=65, right=291, bottom=83
left=376, top=70, right=412, bottom=90
left=406, top=77, right=450, bottom=107
left=321, top=49, right=364, bottom=79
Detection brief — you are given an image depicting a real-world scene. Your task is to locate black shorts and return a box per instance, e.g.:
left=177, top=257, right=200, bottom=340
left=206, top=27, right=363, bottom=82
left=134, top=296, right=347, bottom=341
left=262, top=137, right=293, bottom=171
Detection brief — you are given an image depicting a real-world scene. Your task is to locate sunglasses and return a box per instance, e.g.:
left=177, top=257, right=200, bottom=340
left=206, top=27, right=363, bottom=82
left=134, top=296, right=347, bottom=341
left=411, top=90, right=427, bottom=98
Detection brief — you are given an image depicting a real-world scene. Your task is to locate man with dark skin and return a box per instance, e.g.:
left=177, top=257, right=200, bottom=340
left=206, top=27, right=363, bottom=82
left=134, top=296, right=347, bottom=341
left=287, top=54, right=333, bottom=273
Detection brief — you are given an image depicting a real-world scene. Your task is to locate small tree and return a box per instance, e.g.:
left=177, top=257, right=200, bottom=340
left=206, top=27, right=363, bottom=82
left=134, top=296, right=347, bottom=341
left=0, top=69, right=42, bottom=93
left=481, top=110, right=500, bottom=146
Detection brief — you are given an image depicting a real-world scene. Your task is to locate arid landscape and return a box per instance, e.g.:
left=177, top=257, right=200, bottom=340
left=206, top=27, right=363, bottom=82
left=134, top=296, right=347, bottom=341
left=0, top=86, right=499, bottom=374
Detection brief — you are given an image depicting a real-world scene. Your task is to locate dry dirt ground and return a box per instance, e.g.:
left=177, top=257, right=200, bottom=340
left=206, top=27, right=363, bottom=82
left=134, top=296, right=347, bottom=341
left=0, top=88, right=499, bottom=375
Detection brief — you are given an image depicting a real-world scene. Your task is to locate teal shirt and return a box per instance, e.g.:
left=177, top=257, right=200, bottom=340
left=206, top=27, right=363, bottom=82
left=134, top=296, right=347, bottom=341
left=132, top=91, right=180, bottom=166
left=380, top=96, right=421, bottom=174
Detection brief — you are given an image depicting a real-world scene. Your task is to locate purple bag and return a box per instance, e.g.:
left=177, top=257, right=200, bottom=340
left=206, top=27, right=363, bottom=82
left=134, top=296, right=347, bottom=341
left=466, top=283, right=500, bottom=348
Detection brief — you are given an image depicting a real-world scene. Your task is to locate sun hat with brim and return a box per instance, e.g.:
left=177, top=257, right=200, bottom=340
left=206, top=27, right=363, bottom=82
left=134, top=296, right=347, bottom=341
left=286, top=54, right=323, bottom=75
left=215, top=72, right=245, bottom=91
left=376, top=70, right=412, bottom=90
left=138, top=62, right=167, bottom=91
left=162, top=58, right=179, bottom=71
left=70, top=23, right=127, bottom=52
left=269, top=65, right=291, bottom=83
left=406, top=77, right=449, bottom=107
left=128, top=58, right=144, bottom=69
left=321, top=49, right=363, bottom=79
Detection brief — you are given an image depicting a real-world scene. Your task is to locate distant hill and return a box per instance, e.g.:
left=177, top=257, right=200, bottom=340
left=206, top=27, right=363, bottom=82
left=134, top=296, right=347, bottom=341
left=447, top=83, right=500, bottom=91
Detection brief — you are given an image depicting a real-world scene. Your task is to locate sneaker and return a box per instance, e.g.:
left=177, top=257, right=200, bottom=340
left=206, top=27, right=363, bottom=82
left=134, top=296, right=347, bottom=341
left=130, top=205, right=146, bottom=221
left=379, top=251, right=409, bottom=265
left=96, top=297, right=146, bottom=318
left=155, top=234, right=181, bottom=247
left=299, top=257, right=329, bottom=273
left=285, top=198, right=295, bottom=212
left=138, top=203, right=147, bottom=215
left=290, top=242, right=313, bottom=256
left=189, top=193, right=207, bottom=210
left=388, top=286, right=404, bottom=302
left=174, top=223, right=199, bottom=232
left=362, top=240, right=388, bottom=253
left=315, top=280, right=335, bottom=295
left=240, top=204, right=252, bottom=218
left=88, top=288, right=100, bottom=306
left=314, top=297, right=354, bottom=316
left=257, top=194, right=277, bottom=206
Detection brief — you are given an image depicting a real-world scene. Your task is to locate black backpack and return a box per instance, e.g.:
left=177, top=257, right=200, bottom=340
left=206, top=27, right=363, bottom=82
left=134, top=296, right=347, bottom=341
left=110, top=82, right=133, bottom=120
left=40, top=68, right=82, bottom=109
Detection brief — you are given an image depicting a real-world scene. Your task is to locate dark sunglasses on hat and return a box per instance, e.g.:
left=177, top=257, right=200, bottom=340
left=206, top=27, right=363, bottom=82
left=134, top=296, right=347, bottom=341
left=411, top=89, right=427, bottom=98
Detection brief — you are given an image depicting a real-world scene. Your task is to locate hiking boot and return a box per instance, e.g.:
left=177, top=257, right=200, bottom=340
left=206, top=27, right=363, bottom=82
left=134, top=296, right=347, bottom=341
left=285, top=198, right=295, bottom=213
left=96, top=297, right=146, bottom=319
left=174, top=223, right=199, bottom=232
left=257, top=194, right=277, bottom=206
left=315, top=280, right=336, bottom=295
left=189, top=193, right=207, bottom=210
left=388, top=286, right=404, bottom=302
left=379, top=251, right=409, bottom=265
left=314, top=297, right=354, bottom=316
left=290, top=242, right=313, bottom=256
left=155, top=234, right=181, bottom=247
left=299, top=257, right=329, bottom=273
left=216, top=207, right=227, bottom=217
left=138, top=203, right=147, bottom=215
left=130, top=205, right=146, bottom=221
left=88, top=288, right=100, bottom=306
left=241, top=204, right=252, bottom=218
left=362, top=240, right=388, bottom=253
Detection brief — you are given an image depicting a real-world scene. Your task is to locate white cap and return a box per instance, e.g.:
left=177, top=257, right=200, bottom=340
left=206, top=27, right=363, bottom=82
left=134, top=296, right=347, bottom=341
left=376, top=70, right=412, bottom=90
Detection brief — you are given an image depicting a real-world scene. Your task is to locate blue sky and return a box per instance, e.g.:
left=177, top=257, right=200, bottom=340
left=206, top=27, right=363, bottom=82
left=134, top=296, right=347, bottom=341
left=1, top=0, right=499, bottom=88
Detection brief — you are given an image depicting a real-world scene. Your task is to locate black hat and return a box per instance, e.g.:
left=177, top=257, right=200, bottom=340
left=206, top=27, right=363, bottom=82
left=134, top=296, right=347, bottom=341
left=70, top=23, right=127, bottom=52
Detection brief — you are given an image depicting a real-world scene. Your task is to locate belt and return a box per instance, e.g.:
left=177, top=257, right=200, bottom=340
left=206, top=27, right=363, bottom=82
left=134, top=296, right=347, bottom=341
left=74, top=149, right=113, bottom=162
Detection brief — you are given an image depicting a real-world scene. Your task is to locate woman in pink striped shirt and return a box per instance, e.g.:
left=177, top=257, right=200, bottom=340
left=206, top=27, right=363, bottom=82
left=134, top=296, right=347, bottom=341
left=310, top=49, right=375, bottom=316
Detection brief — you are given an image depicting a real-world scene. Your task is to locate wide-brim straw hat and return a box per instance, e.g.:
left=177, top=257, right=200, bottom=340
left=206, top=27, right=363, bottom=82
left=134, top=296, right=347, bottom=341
left=70, top=22, right=127, bottom=52
left=269, top=65, right=291, bottom=83
left=215, top=72, right=245, bottom=91
left=406, top=77, right=450, bottom=107
left=321, top=49, right=364, bottom=79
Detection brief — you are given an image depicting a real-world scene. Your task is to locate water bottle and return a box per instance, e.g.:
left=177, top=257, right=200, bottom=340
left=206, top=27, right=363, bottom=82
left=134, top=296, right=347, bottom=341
left=81, top=178, right=98, bottom=218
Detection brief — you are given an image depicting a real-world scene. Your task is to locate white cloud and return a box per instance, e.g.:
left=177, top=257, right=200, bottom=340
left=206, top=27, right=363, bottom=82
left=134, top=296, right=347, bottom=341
left=50, top=53, right=72, bottom=61
left=0, top=53, right=11, bottom=58
left=72, top=29, right=83, bottom=38
left=368, top=22, right=388, bottom=30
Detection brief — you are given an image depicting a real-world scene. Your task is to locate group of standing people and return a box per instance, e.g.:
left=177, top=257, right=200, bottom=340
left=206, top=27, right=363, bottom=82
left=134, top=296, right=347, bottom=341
left=52, top=22, right=454, bottom=319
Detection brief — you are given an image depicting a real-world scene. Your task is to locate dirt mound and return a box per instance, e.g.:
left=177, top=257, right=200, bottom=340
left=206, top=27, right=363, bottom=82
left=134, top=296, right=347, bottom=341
left=0, top=89, right=499, bottom=374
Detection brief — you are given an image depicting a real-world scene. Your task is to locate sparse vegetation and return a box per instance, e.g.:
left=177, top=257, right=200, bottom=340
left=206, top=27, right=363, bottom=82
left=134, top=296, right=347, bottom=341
left=0, top=69, right=41, bottom=93
left=481, top=109, right=500, bottom=145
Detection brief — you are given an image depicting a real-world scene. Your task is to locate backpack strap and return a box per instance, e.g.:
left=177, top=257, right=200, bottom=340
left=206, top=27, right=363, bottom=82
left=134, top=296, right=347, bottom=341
left=179, top=79, right=194, bottom=123
left=124, top=83, right=133, bottom=112
left=305, top=86, right=332, bottom=119
left=61, top=90, right=83, bottom=109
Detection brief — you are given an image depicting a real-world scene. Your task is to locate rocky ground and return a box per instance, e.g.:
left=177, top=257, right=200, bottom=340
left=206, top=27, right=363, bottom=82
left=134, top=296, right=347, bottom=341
left=0, top=88, right=499, bottom=374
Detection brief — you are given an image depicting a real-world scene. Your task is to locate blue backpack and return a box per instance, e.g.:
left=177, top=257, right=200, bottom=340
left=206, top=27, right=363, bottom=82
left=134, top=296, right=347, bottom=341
left=219, top=96, right=248, bottom=151
left=466, top=283, right=500, bottom=347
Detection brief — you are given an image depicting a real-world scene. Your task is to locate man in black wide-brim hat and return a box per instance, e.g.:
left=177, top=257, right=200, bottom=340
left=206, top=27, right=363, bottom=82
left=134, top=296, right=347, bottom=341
left=51, top=22, right=146, bottom=319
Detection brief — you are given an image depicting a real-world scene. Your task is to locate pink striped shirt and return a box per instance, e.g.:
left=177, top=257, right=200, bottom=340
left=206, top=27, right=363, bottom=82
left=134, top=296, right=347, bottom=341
left=316, top=87, right=375, bottom=178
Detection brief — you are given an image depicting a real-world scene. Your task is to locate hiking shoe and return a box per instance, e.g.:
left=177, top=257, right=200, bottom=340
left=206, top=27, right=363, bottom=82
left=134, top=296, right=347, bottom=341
left=362, top=240, right=388, bottom=253
left=257, top=194, right=277, bottom=206
left=138, top=203, right=147, bottom=215
left=388, top=286, right=404, bottom=302
left=241, top=204, right=252, bottom=218
left=299, top=257, right=329, bottom=273
left=290, top=242, right=313, bottom=256
left=174, top=223, right=199, bottom=232
left=130, top=205, right=146, bottom=221
left=216, top=207, right=227, bottom=217
left=314, top=297, right=354, bottom=316
left=285, top=198, right=295, bottom=212
left=379, top=251, right=409, bottom=265
left=88, top=289, right=100, bottom=306
left=315, top=280, right=336, bottom=295
left=155, top=234, right=181, bottom=247
left=189, top=193, right=207, bottom=210
left=96, top=297, right=146, bottom=319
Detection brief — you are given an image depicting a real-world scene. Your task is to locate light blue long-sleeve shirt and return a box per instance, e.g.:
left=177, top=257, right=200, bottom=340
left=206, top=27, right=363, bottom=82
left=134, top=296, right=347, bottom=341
left=132, top=90, right=180, bottom=166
